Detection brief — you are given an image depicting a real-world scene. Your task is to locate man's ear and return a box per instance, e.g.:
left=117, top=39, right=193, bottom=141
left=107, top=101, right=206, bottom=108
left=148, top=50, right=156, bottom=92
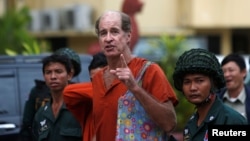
left=242, top=68, right=247, bottom=79
left=67, top=69, right=74, bottom=81
left=126, top=31, right=132, bottom=44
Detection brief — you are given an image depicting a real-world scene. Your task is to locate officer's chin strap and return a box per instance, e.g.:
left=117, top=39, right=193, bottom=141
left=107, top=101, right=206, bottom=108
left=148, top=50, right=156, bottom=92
left=195, top=87, right=216, bottom=108
left=195, top=82, right=216, bottom=108
left=195, top=93, right=213, bottom=108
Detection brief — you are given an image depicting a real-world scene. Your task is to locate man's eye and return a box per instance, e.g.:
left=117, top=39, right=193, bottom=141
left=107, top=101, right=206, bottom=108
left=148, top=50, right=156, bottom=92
left=55, top=70, right=64, bottom=74
left=197, top=79, right=204, bottom=83
left=45, top=71, right=51, bottom=75
left=99, top=32, right=106, bottom=36
left=112, top=30, right=119, bottom=34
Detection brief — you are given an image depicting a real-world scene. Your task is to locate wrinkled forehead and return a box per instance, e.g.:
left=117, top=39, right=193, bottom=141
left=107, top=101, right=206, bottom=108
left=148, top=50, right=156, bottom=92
left=100, top=11, right=121, bottom=24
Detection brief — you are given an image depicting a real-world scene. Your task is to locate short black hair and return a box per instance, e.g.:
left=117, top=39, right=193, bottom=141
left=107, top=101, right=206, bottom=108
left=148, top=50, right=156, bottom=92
left=221, top=53, right=246, bottom=71
left=42, top=54, right=72, bottom=74
left=88, top=52, right=107, bottom=72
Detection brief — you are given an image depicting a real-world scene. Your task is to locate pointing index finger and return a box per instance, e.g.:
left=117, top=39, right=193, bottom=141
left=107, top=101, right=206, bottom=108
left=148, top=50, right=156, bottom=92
left=120, top=54, right=127, bottom=68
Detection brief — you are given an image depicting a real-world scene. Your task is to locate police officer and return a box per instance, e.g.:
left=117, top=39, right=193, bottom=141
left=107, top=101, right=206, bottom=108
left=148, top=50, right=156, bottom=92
left=32, top=54, right=82, bottom=141
left=172, top=48, right=247, bottom=141
left=19, top=48, right=81, bottom=141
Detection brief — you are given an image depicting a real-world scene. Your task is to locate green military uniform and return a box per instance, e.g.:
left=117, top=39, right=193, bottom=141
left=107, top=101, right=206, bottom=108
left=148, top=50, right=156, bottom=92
left=20, top=48, right=82, bottom=141
left=32, top=99, right=82, bottom=141
left=20, top=79, right=50, bottom=141
left=183, top=96, right=247, bottom=141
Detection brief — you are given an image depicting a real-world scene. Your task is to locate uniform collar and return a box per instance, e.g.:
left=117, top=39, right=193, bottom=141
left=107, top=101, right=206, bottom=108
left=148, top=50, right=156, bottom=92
left=187, top=96, right=222, bottom=124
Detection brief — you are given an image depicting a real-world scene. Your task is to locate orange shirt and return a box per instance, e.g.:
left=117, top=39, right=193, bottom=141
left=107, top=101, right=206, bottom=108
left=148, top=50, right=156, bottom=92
left=63, top=82, right=94, bottom=141
left=92, top=57, right=178, bottom=141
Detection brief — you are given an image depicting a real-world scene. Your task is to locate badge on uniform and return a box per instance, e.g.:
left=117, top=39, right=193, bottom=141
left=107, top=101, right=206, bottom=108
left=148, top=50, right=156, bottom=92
left=184, top=128, right=190, bottom=141
left=39, top=119, right=49, bottom=132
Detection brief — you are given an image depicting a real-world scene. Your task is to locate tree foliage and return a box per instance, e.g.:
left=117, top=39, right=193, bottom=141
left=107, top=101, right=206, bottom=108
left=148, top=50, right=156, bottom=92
left=149, top=35, right=195, bottom=131
left=0, top=6, right=50, bottom=55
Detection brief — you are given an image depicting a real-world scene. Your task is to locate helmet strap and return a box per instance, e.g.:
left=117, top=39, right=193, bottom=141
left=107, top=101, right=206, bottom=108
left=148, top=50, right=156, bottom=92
left=195, top=91, right=214, bottom=108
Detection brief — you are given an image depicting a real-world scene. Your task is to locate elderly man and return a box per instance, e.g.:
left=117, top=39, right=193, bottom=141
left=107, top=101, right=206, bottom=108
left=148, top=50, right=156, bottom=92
left=92, top=10, right=178, bottom=141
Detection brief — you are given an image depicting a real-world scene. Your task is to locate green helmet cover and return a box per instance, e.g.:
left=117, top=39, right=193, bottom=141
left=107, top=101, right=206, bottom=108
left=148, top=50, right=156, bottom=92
left=173, top=48, right=225, bottom=91
left=54, top=48, right=81, bottom=77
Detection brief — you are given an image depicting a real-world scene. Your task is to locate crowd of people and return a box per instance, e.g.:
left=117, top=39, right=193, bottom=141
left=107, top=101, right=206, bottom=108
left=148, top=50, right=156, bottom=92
left=18, top=9, right=250, bottom=141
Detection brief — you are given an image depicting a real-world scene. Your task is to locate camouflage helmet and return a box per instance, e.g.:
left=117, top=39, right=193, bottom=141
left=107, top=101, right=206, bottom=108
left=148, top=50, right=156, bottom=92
left=54, top=48, right=81, bottom=77
left=172, top=48, right=225, bottom=91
